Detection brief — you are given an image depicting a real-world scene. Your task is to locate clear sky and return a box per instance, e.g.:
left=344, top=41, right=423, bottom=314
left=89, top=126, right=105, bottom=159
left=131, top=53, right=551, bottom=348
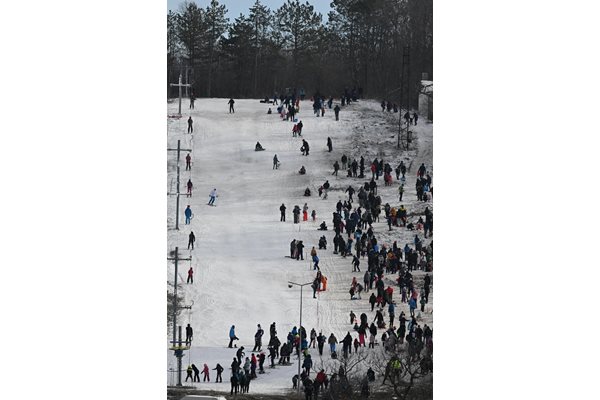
left=167, top=0, right=333, bottom=20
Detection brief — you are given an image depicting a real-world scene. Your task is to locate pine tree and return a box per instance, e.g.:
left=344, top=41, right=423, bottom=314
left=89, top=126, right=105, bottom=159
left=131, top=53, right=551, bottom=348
left=203, top=0, right=229, bottom=97
left=275, top=0, right=322, bottom=87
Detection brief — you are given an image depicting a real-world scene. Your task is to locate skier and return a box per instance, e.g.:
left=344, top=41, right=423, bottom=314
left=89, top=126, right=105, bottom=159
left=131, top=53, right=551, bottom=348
left=187, top=267, right=193, bottom=284
left=185, top=153, right=191, bottom=171
left=185, top=323, right=193, bottom=344
left=280, top=203, right=286, bottom=222
left=184, top=179, right=193, bottom=198
left=228, top=98, right=235, bottom=113
left=187, top=116, right=193, bottom=133
left=273, top=154, right=279, bottom=169
left=327, top=137, right=333, bottom=152
left=208, top=188, right=217, bottom=205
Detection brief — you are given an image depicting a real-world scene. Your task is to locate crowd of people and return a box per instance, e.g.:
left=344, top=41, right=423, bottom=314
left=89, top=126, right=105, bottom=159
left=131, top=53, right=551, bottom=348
left=173, top=92, right=432, bottom=397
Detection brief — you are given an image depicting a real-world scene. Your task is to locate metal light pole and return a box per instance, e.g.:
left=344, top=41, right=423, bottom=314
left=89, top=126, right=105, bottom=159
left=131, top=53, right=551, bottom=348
left=288, top=281, right=313, bottom=395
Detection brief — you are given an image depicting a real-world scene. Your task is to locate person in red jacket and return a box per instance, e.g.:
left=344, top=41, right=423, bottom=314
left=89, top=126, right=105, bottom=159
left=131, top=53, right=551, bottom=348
left=385, top=286, right=394, bottom=302
left=187, top=267, right=193, bottom=284
left=201, top=363, right=210, bottom=382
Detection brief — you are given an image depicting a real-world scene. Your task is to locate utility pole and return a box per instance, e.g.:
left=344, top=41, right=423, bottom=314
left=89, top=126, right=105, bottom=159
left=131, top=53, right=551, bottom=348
left=170, top=73, right=192, bottom=116
left=168, top=247, right=192, bottom=386
left=288, top=281, right=313, bottom=395
left=398, top=46, right=411, bottom=150
left=167, top=140, right=192, bottom=230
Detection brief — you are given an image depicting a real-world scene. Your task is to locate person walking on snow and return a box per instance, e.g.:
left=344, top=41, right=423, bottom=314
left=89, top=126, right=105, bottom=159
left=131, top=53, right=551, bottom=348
left=184, top=205, right=192, bottom=224
left=208, top=188, right=217, bottom=205
left=201, top=364, right=210, bottom=382
left=192, top=363, right=200, bottom=382
left=334, top=104, right=341, bottom=121
left=188, top=231, right=195, bottom=250
left=186, top=179, right=193, bottom=197
left=273, top=154, right=279, bottom=169
left=229, top=325, right=239, bottom=348
left=213, top=363, right=224, bottom=382
left=185, top=153, right=191, bottom=171
left=187, top=267, right=193, bottom=283
left=228, top=98, right=235, bottom=113
left=187, top=116, right=193, bottom=133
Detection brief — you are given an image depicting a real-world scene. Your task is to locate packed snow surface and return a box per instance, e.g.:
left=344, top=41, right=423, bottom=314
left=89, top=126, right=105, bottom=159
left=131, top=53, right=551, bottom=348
left=167, top=98, right=433, bottom=394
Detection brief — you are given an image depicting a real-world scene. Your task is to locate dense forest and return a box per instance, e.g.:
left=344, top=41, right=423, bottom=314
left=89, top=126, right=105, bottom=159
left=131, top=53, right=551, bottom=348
left=167, top=0, right=432, bottom=106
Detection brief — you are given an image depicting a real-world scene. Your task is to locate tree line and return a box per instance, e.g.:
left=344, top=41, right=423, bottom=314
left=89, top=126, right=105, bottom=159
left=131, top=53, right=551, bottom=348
left=168, top=0, right=432, bottom=107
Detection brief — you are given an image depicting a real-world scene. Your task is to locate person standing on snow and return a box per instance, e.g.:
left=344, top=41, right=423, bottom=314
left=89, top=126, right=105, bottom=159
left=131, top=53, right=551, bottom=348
left=185, top=153, right=192, bottom=171
left=186, top=179, right=193, bottom=197
left=208, top=188, right=217, bottom=205
left=187, top=267, right=193, bottom=284
left=185, top=323, right=193, bottom=344
left=213, top=363, right=224, bottom=382
left=327, top=137, right=333, bottom=152
left=303, top=203, right=309, bottom=221
left=280, top=203, right=286, bottom=222
left=317, top=332, right=325, bottom=355
left=334, top=104, right=340, bottom=121
left=185, top=365, right=193, bottom=382
left=273, top=154, right=279, bottom=169
left=418, top=163, right=427, bottom=178
left=253, top=324, right=264, bottom=352
left=188, top=231, right=195, bottom=250
left=328, top=333, right=338, bottom=354
left=187, top=116, right=193, bottom=133
left=228, top=98, right=235, bottom=113
left=184, top=205, right=192, bottom=224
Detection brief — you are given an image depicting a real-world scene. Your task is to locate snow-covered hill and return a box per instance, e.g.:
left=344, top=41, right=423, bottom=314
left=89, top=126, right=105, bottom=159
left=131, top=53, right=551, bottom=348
left=167, top=98, right=433, bottom=394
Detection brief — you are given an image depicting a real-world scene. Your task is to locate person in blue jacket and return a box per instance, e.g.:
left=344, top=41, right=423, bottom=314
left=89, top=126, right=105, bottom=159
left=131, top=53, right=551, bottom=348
left=229, top=325, right=239, bottom=348
left=184, top=205, right=192, bottom=224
